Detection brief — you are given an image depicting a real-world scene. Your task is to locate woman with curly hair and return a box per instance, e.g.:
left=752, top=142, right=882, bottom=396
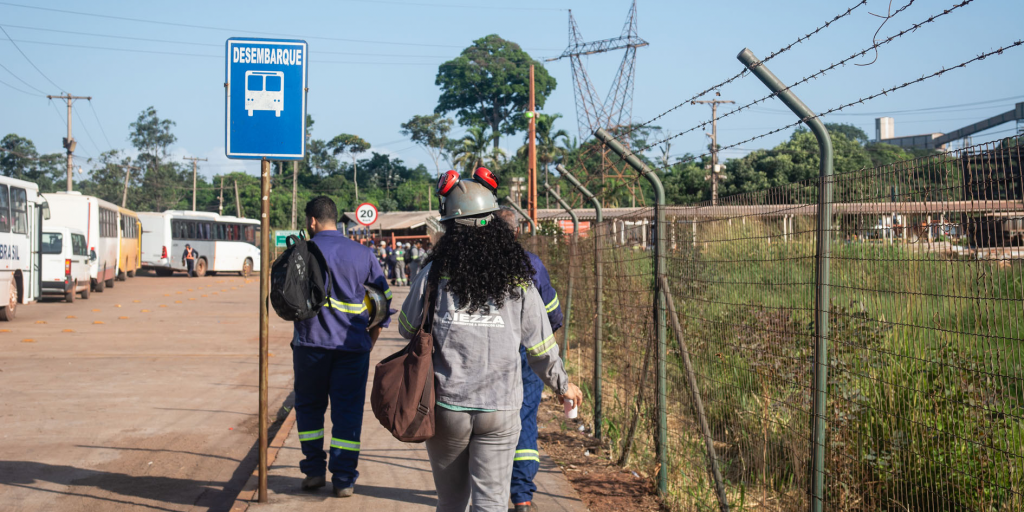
left=398, top=169, right=582, bottom=512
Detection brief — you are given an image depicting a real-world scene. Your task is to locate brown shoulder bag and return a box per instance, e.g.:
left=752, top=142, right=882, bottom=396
left=370, top=270, right=438, bottom=443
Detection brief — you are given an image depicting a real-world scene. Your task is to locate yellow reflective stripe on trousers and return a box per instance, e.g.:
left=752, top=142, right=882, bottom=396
left=329, top=298, right=367, bottom=314
left=514, top=449, right=540, bottom=462
left=330, top=438, right=360, bottom=452
left=527, top=334, right=556, bottom=357
left=298, top=429, right=324, bottom=442
left=384, top=289, right=393, bottom=300
left=545, top=294, right=560, bottom=313
left=398, top=310, right=416, bottom=332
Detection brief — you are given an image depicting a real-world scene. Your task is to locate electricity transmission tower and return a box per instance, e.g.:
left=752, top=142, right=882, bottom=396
left=547, top=1, right=648, bottom=206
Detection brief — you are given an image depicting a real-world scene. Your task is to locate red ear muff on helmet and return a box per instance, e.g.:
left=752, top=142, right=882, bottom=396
left=437, top=170, right=460, bottom=196
left=473, top=167, right=498, bottom=192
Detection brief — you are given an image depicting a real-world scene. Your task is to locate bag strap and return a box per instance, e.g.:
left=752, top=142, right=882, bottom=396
left=419, top=263, right=441, bottom=334
left=306, top=239, right=332, bottom=303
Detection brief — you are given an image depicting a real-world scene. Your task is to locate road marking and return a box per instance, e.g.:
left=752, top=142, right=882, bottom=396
left=0, top=329, right=10, bottom=333
left=62, top=329, right=74, bottom=333
left=35, top=320, right=46, bottom=324
left=133, top=300, right=141, bottom=303
left=141, top=309, right=150, bottom=313
left=174, top=300, right=182, bottom=304
left=21, top=339, right=35, bottom=343
left=159, top=305, right=168, bottom=308
left=92, top=309, right=101, bottom=312
left=66, top=316, right=76, bottom=319
left=119, top=316, right=129, bottom=320
left=93, top=321, right=104, bottom=325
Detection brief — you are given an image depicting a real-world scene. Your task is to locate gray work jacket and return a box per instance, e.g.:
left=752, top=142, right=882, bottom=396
left=398, top=262, right=569, bottom=411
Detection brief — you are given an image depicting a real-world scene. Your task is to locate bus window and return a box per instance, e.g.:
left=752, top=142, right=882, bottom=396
left=203, top=223, right=212, bottom=240
left=187, top=222, right=195, bottom=239
left=0, top=185, right=9, bottom=233
left=244, top=226, right=255, bottom=244
left=216, top=223, right=225, bottom=240
left=10, top=187, right=27, bottom=234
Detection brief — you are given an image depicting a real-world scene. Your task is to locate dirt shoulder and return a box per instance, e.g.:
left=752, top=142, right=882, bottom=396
left=536, top=394, right=664, bottom=512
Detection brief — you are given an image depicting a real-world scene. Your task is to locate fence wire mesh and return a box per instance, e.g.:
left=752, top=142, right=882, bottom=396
left=523, top=135, right=1023, bottom=511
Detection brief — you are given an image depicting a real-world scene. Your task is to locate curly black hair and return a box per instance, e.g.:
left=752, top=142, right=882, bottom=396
left=425, top=218, right=535, bottom=313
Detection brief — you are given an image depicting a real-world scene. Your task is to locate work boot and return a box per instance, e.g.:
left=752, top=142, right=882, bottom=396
left=514, top=502, right=537, bottom=512
left=301, top=475, right=326, bottom=491
left=332, top=486, right=355, bottom=498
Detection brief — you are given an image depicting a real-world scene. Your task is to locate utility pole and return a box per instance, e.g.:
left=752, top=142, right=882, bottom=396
left=527, top=64, right=537, bottom=228
left=291, top=161, right=298, bottom=230
left=693, top=99, right=734, bottom=205
left=182, top=156, right=208, bottom=211
left=219, top=177, right=225, bottom=215
left=47, top=93, right=92, bottom=192
left=115, top=163, right=140, bottom=207
left=234, top=179, right=244, bottom=218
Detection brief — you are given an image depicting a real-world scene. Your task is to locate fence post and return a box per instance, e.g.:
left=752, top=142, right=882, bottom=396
left=738, top=48, right=834, bottom=512
left=594, top=128, right=668, bottom=497
left=559, top=167, right=604, bottom=441
left=543, top=182, right=576, bottom=363
left=503, top=196, right=537, bottom=234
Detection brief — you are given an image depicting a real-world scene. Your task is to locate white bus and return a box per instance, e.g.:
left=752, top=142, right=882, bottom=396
left=245, top=70, right=284, bottom=117
left=0, top=176, right=44, bottom=320
left=41, top=192, right=119, bottom=293
left=138, top=211, right=261, bottom=277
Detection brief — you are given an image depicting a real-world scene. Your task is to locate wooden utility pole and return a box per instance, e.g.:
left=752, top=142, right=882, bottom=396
left=527, top=64, right=537, bottom=229
left=234, top=179, right=244, bottom=217
left=219, top=177, right=225, bottom=215
left=694, top=99, right=734, bottom=205
left=291, top=161, right=298, bottom=230
left=46, top=93, right=91, bottom=192
left=182, top=156, right=208, bottom=211
left=116, top=163, right=140, bottom=207
left=257, top=158, right=271, bottom=503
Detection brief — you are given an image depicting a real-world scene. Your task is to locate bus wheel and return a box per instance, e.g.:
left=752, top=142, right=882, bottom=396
left=117, top=270, right=126, bottom=282
left=195, top=258, right=208, bottom=278
left=127, top=269, right=135, bottom=278
left=65, top=281, right=76, bottom=303
left=81, top=281, right=90, bottom=300
left=0, top=280, right=17, bottom=321
left=94, top=278, right=105, bottom=293
left=241, top=258, right=253, bottom=277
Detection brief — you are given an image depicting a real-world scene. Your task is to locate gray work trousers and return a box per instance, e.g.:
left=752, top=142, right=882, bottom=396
left=425, top=407, right=521, bottom=512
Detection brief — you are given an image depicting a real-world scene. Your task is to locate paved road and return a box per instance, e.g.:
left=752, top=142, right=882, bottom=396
left=0, top=273, right=293, bottom=512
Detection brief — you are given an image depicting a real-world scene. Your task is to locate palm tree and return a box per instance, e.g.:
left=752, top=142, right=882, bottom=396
left=518, top=114, right=570, bottom=207
left=452, top=127, right=505, bottom=174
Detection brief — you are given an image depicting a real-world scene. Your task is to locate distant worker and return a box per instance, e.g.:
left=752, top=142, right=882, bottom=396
left=495, top=207, right=564, bottom=512
left=292, top=197, right=393, bottom=498
left=182, top=244, right=199, bottom=277
left=393, top=243, right=407, bottom=286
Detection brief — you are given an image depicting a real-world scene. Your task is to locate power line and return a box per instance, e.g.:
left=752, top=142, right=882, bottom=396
left=0, top=23, right=455, bottom=58
left=0, top=24, right=62, bottom=90
left=0, top=75, right=37, bottom=96
left=87, top=101, right=114, bottom=150
left=751, top=94, right=1024, bottom=117
left=338, top=0, right=565, bottom=11
left=72, top=105, right=102, bottom=156
left=0, top=1, right=562, bottom=51
left=0, top=59, right=45, bottom=94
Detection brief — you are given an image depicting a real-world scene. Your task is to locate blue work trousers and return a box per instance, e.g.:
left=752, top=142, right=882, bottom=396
left=292, top=345, right=370, bottom=489
left=510, top=345, right=543, bottom=504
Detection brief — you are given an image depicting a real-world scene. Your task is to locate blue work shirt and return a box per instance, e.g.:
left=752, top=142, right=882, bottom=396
left=527, top=251, right=563, bottom=332
left=293, top=230, right=393, bottom=352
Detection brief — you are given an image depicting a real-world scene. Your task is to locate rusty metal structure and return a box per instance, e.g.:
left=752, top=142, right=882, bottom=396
left=548, top=1, right=648, bottom=207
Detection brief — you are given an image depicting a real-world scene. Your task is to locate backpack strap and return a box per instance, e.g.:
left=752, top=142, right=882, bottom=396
left=305, top=239, right=332, bottom=304
left=419, top=263, right=441, bottom=334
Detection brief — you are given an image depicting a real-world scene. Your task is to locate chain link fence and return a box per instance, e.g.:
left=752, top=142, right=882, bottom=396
left=523, top=135, right=1023, bottom=511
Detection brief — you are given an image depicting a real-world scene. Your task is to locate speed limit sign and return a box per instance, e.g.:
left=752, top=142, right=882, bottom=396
left=355, top=202, right=378, bottom=226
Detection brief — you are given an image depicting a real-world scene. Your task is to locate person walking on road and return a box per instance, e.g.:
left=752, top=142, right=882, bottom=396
left=407, top=240, right=424, bottom=280
left=398, top=169, right=583, bottom=512
left=393, top=243, right=407, bottom=286
left=494, top=208, right=564, bottom=512
left=182, top=244, right=199, bottom=277
left=292, top=197, right=393, bottom=498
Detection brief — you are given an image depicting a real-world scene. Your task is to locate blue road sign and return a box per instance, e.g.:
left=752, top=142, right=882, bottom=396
left=225, top=38, right=308, bottom=160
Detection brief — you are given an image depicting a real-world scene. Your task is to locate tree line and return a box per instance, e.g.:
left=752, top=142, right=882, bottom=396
left=1, top=34, right=942, bottom=224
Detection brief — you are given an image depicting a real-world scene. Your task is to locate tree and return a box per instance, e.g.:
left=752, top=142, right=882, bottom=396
left=400, top=114, right=454, bottom=176
left=329, top=134, right=370, bottom=202
left=824, top=123, right=869, bottom=145
left=435, top=34, right=556, bottom=149
left=517, top=113, right=570, bottom=206
left=0, top=134, right=64, bottom=192
left=129, top=107, right=187, bottom=211
left=452, top=127, right=506, bottom=173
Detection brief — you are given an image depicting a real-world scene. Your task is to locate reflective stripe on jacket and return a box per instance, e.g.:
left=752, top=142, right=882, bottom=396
left=292, top=230, right=393, bottom=352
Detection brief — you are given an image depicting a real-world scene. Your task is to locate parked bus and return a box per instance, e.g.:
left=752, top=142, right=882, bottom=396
left=0, top=176, right=44, bottom=320
left=117, top=207, right=142, bottom=280
left=42, top=192, right=120, bottom=292
left=138, top=211, right=261, bottom=277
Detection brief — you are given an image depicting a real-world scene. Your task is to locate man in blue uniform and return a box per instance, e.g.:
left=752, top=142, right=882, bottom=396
left=292, top=197, right=393, bottom=498
left=495, top=208, right=564, bottom=512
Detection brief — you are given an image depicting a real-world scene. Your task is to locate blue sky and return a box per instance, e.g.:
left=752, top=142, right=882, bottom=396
left=1, top=0, right=1022, bottom=183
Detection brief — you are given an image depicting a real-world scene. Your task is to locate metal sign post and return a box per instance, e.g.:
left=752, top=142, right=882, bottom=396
left=225, top=36, right=308, bottom=504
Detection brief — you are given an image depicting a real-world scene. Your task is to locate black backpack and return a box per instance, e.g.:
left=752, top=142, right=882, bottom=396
left=270, top=235, right=332, bottom=322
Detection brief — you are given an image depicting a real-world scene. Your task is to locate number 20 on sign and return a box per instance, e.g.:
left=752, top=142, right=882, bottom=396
left=356, top=203, right=378, bottom=226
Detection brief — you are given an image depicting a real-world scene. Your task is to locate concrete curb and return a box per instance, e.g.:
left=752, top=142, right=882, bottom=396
left=229, top=407, right=297, bottom=511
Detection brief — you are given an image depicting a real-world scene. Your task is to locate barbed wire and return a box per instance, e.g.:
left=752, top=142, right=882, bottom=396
left=638, top=0, right=869, bottom=130
left=610, top=39, right=1024, bottom=176
left=635, top=0, right=975, bottom=154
